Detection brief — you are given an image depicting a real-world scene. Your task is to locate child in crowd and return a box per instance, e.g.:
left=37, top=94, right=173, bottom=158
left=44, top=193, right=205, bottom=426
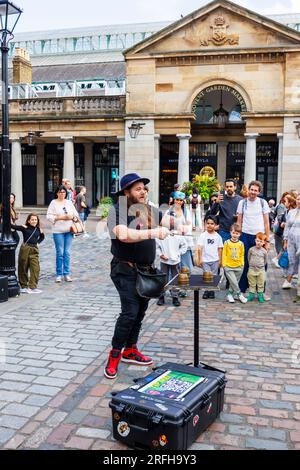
left=222, top=223, right=247, bottom=304
left=12, top=214, right=45, bottom=294
left=247, top=232, right=268, bottom=303
left=195, top=215, right=223, bottom=299
left=156, top=234, right=188, bottom=307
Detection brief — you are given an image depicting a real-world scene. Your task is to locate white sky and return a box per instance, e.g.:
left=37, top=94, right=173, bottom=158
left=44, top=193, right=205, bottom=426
left=16, top=0, right=300, bottom=33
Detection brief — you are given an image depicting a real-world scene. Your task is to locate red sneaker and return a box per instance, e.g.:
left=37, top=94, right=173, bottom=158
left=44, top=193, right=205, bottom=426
left=104, top=349, right=121, bottom=379
left=121, top=345, right=153, bottom=366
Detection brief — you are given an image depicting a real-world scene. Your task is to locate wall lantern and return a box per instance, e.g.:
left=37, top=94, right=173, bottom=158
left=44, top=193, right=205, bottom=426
left=213, top=90, right=229, bottom=128
left=27, top=130, right=43, bottom=146
left=294, top=121, right=300, bottom=139
left=128, top=121, right=145, bottom=139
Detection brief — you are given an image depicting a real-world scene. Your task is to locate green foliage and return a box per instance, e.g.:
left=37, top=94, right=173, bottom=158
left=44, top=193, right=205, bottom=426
left=97, top=196, right=113, bottom=219
left=182, top=174, right=220, bottom=202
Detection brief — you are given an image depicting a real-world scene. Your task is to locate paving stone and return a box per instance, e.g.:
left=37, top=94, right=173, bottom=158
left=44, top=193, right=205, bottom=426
left=64, top=410, right=90, bottom=425
left=2, top=404, right=40, bottom=418
left=258, top=428, right=287, bottom=441
left=0, top=415, right=28, bottom=430
left=24, top=395, right=52, bottom=407
left=0, top=428, right=16, bottom=445
left=228, top=425, right=255, bottom=437
left=245, top=438, right=289, bottom=450
left=76, top=427, right=111, bottom=439
left=25, top=385, right=61, bottom=397
left=46, top=412, right=68, bottom=427
left=24, top=427, right=53, bottom=449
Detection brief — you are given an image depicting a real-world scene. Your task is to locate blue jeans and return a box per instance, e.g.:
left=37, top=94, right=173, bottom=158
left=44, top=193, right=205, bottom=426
left=53, top=233, right=74, bottom=276
left=239, top=233, right=256, bottom=293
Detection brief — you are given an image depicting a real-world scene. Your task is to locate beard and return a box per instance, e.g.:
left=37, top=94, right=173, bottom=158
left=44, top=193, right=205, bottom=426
left=127, top=195, right=146, bottom=206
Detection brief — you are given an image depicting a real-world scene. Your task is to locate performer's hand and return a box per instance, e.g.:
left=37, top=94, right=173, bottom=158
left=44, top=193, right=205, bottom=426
left=283, top=240, right=287, bottom=251
left=265, top=242, right=270, bottom=252
left=160, top=255, right=168, bottom=261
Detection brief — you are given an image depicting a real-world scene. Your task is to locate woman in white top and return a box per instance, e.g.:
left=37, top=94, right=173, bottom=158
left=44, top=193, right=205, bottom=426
left=46, top=185, right=79, bottom=283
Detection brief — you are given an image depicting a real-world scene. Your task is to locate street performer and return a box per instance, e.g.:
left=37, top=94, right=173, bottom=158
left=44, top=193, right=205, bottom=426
left=105, top=173, right=186, bottom=379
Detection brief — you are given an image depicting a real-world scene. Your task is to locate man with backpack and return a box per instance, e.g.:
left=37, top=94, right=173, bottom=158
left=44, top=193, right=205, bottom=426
left=237, top=180, right=270, bottom=294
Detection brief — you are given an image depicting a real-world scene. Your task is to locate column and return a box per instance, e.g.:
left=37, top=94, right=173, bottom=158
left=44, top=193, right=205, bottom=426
left=244, top=133, right=259, bottom=185
left=11, top=137, right=23, bottom=209
left=217, top=141, right=228, bottom=184
left=36, top=144, right=45, bottom=205
left=152, top=134, right=161, bottom=205
left=84, top=143, right=93, bottom=206
left=276, top=133, right=283, bottom=203
left=177, top=134, right=191, bottom=185
left=117, top=136, right=125, bottom=179
left=62, top=137, right=75, bottom=189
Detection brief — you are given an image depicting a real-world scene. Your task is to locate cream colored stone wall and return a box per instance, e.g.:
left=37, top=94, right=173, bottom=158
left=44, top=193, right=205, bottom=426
left=154, top=62, right=285, bottom=115
left=126, top=59, right=156, bottom=114
left=284, top=53, right=300, bottom=112
left=125, top=120, right=156, bottom=197
left=282, top=117, right=300, bottom=192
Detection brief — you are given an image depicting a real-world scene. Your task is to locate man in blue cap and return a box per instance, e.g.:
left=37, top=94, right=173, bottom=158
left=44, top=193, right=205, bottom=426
left=105, top=173, right=186, bottom=379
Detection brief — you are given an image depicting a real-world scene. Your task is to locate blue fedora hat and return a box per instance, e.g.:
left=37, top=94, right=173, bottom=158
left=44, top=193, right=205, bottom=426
left=114, top=173, right=150, bottom=196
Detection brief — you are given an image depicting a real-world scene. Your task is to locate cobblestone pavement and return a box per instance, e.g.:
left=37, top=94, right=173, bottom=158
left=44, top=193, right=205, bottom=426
left=0, top=218, right=300, bottom=450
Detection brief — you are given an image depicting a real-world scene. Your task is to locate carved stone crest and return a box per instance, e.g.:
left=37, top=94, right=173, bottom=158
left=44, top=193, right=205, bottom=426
left=200, top=16, right=239, bottom=46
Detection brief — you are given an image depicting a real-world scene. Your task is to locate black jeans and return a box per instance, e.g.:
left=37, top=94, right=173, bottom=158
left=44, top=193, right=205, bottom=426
left=111, top=259, right=149, bottom=350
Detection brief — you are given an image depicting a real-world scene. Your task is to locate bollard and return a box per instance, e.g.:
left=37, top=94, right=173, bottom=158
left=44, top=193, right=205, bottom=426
left=0, top=275, right=8, bottom=303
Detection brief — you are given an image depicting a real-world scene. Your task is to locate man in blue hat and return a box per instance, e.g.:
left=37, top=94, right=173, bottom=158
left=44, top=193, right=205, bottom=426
left=105, top=173, right=185, bottom=379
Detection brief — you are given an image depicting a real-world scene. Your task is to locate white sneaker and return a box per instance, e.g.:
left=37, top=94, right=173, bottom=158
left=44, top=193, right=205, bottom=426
left=292, top=274, right=298, bottom=279
left=55, top=276, right=62, bottom=283
left=282, top=280, right=292, bottom=289
left=20, top=288, right=28, bottom=294
left=64, top=276, right=73, bottom=282
left=227, top=294, right=235, bottom=303
left=272, top=257, right=280, bottom=268
left=238, top=293, right=248, bottom=304
left=27, top=288, right=42, bottom=294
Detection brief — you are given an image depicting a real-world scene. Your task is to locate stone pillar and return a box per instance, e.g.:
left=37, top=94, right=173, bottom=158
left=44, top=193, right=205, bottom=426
left=177, top=134, right=191, bottom=185
left=244, top=133, right=259, bottom=185
left=11, top=137, right=23, bottom=209
left=277, top=133, right=283, bottom=203
left=84, top=143, right=93, bottom=206
left=117, top=136, right=125, bottom=179
left=125, top=120, right=155, bottom=184
left=62, top=137, right=75, bottom=189
left=217, top=141, right=228, bottom=184
left=152, top=134, right=161, bottom=205
left=36, top=144, right=45, bottom=205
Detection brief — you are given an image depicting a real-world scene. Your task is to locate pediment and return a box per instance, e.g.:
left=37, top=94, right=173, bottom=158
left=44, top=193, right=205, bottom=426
left=125, top=0, right=300, bottom=57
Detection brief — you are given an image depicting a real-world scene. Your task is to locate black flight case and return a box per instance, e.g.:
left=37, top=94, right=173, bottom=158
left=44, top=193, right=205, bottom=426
left=109, top=362, right=226, bottom=450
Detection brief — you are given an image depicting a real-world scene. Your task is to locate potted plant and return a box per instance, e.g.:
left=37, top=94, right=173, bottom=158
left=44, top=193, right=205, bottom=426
left=182, top=174, right=221, bottom=209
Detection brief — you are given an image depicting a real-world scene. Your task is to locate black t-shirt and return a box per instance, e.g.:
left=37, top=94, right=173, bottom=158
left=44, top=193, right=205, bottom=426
left=108, top=202, right=163, bottom=265
left=12, top=225, right=44, bottom=245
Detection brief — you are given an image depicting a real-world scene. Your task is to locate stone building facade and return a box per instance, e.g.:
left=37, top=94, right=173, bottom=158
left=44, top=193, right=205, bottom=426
left=3, top=0, right=300, bottom=207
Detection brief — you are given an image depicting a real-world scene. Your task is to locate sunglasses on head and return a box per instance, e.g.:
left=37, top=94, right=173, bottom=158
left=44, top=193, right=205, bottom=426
left=63, top=207, right=68, bottom=214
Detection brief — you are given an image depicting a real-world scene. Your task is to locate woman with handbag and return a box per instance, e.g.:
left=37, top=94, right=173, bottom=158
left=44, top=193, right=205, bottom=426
left=282, top=194, right=300, bottom=292
left=46, top=185, right=80, bottom=283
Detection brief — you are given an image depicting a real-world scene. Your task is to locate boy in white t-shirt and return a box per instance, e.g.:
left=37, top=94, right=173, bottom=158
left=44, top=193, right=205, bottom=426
left=195, top=215, right=223, bottom=299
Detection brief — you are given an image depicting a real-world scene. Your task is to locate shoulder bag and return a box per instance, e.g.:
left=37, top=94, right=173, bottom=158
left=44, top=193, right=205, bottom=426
left=70, top=217, right=84, bottom=235
left=136, top=265, right=167, bottom=299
